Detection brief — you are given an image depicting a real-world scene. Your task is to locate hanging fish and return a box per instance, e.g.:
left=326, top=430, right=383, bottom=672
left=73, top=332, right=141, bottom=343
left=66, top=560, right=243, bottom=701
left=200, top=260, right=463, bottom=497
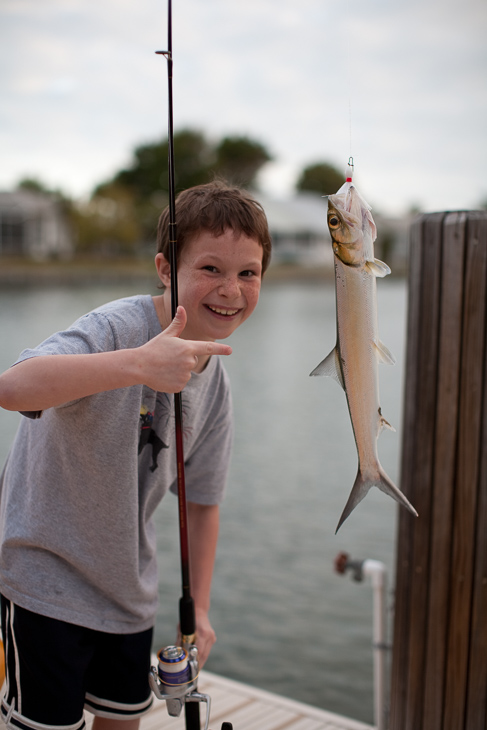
left=311, top=173, right=417, bottom=532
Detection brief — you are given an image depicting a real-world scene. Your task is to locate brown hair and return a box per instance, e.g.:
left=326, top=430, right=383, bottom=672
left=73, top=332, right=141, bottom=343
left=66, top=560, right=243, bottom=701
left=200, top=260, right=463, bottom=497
left=156, top=181, right=272, bottom=273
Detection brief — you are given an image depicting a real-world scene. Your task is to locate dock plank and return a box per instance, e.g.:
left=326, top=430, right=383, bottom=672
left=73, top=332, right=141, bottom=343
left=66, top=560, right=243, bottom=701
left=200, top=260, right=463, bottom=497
left=0, top=670, right=373, bottom=730
left=131, top=671, right=373, bottom=730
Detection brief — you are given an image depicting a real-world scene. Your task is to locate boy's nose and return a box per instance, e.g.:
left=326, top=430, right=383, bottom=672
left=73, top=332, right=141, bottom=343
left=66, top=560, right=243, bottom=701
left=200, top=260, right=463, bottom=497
left=218, top=276, right=241, bottom=298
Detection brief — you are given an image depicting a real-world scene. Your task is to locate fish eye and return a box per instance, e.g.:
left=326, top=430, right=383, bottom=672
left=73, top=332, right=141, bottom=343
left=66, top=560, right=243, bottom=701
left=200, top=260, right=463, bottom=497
left=328, top=215, right=340, bottom=229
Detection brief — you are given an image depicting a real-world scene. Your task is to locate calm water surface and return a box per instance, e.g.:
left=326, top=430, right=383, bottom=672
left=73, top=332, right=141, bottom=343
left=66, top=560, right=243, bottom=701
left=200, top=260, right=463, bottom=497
left=0, top=275, right=408, bottom=725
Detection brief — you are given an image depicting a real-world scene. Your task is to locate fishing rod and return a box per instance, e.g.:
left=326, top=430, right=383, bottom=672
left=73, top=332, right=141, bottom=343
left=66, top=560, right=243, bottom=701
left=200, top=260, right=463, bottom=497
left=150, top=5, right=234, bottom=730
left=149, top=3, right=206, bottom=729
left=155, top=0, right=194, bottom=656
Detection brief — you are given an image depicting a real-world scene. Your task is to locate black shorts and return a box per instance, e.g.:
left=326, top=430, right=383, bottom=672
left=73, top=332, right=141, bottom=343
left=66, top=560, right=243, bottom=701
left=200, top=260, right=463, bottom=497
left=1, top=595, right=154, bottom=729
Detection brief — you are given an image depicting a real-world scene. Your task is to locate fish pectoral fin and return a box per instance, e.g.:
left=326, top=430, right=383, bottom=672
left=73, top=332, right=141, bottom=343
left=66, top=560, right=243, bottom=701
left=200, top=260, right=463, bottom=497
left=379, top=414, right=396, bottom=433
left=365, top=258, right=391, bottom=278
left=373, top=340, right=396, bottom=366
left=309, top=348, right=345, bottom=389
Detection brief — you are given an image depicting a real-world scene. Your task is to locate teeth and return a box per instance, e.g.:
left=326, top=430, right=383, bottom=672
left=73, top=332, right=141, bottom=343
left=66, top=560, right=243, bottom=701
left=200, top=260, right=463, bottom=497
left=209, top=306, right=238, bottom=316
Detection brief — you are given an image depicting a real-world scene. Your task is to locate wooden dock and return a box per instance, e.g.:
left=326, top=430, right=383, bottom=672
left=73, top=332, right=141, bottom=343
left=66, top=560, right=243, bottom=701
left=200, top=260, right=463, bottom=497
left=0, top=652, right=374, bottom=730
left=83, top=670, right=374, bottom=730
left=0, top=670, right=374, bottom=730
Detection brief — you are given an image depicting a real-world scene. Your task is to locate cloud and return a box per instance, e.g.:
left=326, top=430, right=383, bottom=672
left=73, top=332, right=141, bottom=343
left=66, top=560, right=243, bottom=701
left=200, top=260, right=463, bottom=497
left=0, top=0, right=486, bottom=213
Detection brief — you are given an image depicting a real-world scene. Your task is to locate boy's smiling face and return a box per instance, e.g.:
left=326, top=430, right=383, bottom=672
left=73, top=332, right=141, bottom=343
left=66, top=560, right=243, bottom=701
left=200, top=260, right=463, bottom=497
left=155, top=228, right=263, bottom=342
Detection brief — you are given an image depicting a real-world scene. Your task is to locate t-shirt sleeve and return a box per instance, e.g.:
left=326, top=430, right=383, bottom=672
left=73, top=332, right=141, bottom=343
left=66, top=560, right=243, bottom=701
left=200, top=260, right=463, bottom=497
left=14, top=312, right=118, bottom=419
left=16, top=311, right=118, bottom=363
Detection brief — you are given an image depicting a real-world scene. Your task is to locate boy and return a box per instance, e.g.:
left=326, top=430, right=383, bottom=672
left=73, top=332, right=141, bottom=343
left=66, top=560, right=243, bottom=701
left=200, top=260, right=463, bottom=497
left=0, top=181, right=272, bottom=730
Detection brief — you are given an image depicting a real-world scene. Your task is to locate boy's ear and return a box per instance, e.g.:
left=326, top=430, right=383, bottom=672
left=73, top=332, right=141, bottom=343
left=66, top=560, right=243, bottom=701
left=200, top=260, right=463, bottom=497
left=155, top=253, right=171, bottom=288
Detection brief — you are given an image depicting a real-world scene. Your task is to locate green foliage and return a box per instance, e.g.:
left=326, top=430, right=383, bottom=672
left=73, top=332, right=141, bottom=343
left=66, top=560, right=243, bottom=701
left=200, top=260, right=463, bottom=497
left=102, top=129, right=213, bottom=199
left=17, top=177, right=51, bottom=194
left=214, top=136, right=272, bottom=188
left=13, top=133, right=345, bottom=258
left=98, top=129, right=271, bottom=199
left=83, top=129, right=273, bottom=254
left=74, top=183, right=141, bottom=256
left=296, top=162, right=345, bottom=196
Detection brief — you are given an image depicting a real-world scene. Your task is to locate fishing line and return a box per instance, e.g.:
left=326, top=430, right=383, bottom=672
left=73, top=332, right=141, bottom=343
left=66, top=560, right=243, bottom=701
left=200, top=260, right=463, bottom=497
left=345, top=0, right=354, bottom=169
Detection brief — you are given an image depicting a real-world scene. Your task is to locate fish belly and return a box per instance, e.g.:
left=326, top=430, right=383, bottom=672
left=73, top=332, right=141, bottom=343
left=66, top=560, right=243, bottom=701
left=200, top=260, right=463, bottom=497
left=335, top=260, right=381, bottom=470
left=333, top=259, right=417, bottom=530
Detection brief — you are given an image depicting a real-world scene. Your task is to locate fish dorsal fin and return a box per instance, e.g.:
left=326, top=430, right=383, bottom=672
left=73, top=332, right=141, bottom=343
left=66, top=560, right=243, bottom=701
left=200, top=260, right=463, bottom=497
left=372, top=340, right=396, bottom=366
left=309, top=347, right=345, bottom=390
left=365, top=258, right=391, bottom=278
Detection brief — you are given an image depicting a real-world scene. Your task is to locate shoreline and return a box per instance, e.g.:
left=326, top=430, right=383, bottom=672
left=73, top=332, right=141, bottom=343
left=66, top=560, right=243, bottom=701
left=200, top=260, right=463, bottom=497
left=0, top=257, right=337, bottom=287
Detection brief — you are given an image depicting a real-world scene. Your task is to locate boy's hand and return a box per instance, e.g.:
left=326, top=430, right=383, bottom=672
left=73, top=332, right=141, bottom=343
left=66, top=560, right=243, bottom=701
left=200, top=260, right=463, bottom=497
left=138, top=306, right=232, bottom=393
left=177, top=607, right=216, bottom=668
left=194, top=607, right=217, bottom=667
left=0, top=306, right=231, bottom=412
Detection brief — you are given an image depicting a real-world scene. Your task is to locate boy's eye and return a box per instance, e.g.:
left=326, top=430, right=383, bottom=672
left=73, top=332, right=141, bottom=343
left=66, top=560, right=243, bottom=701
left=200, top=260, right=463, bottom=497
left=202, top=265, right=218, bottom=273
left=239, top=269, right=257, bottom=278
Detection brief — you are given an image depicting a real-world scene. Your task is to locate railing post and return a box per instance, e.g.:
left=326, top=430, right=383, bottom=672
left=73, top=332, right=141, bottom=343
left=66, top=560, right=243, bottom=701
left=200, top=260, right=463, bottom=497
left=389, top=211, right=487, bottom=730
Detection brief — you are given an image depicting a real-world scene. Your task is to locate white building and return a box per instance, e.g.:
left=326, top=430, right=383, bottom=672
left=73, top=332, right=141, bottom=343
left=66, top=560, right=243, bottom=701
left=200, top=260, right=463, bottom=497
left=0, top=189, right=73, bottom=260
left=256, top=192, right=410, bottom=273
left=255, top=192, right=333, bottom=268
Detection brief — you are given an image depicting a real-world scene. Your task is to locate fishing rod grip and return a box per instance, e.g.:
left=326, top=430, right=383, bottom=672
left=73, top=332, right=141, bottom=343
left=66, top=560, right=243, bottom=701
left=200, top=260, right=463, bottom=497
left=180, top=591, right=199, bottom=730
left=179, top=594, right=196, bottom=645
left=179, top=594, right=199, bottom=728
left=185, top=702, right=200, bottom=729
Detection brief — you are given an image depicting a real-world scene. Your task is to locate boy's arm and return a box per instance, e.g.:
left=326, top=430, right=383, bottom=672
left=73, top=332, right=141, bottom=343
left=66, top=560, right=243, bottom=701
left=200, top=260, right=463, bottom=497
left=186, top=501, right=220, bottom=667
left=0, top=307, right=231, bottom=413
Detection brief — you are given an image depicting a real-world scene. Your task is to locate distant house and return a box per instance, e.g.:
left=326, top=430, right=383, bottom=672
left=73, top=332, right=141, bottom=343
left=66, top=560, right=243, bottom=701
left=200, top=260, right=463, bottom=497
left=256, top=192, right=410, bottom=273
left=255, top=192, right=333, bottom=268
left=0, top=189, right=73, bottom=260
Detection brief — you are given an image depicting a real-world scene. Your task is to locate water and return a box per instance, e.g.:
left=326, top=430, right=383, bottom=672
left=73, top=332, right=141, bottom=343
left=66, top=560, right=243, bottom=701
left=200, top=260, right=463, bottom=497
left=0, top=275, right=408, bottom=725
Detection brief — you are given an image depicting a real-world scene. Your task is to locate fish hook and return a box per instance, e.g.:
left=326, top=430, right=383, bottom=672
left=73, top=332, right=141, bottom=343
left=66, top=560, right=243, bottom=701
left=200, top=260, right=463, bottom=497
left=347, top=157, right=354, bottom=182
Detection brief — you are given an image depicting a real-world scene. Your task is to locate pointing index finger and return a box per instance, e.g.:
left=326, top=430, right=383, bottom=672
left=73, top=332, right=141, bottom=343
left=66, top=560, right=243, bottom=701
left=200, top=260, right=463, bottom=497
left=191, top=341, right=232, bottom=357
left=205, top=342, right=232, bottom=357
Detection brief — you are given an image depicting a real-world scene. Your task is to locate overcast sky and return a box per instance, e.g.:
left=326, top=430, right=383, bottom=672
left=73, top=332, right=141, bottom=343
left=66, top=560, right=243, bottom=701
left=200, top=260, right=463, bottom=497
left=1, top=0, right=486, bottom=215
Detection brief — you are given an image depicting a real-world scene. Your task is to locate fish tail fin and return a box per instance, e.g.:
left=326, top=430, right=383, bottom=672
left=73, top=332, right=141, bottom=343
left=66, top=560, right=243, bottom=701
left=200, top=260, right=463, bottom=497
left=376, top=466, right=418, bottom=518
left=335, top=466, right=418, bottom=533
left=335, top=471, right=371, bottom=533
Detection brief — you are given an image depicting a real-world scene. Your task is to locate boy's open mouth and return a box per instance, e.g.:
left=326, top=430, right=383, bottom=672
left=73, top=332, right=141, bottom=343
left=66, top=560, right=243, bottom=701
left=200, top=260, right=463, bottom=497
left=206, top=305, right=240, bottom=317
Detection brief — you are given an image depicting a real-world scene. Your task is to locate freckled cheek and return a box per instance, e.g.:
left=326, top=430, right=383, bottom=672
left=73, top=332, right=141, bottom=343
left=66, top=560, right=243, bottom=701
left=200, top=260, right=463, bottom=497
left=183, top=279, right=214, bottom=306
left=242, top=284, right=261, bottom=318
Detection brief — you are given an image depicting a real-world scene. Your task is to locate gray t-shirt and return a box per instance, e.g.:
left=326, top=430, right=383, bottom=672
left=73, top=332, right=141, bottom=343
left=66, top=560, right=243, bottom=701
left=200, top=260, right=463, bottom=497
left=0, top=295, right=233, bottom=633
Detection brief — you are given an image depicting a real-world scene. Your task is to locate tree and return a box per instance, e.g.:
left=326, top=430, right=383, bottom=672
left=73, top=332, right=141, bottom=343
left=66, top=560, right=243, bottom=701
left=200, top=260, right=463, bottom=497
left=74, top=183, right=140, bottom=256
left=105, top=129, right=213, bottom=200
left=296, top=162, right=345, bottom=196
left=17, top=177, right=51, bottom=194
left=214, top=136, right=272, bottom=189
left=89, top=129, right=273, bottom=247
left=99, top=129, right=272, bottom=198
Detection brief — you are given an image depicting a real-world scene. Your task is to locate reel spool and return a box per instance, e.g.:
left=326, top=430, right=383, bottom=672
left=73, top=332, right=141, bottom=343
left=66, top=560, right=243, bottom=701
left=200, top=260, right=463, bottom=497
left=149, top=644, right=211, bottom=730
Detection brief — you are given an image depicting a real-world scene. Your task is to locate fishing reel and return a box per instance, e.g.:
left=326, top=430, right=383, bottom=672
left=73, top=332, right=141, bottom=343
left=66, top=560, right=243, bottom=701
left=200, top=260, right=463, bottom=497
left=149, top=643, right=212, bottom=730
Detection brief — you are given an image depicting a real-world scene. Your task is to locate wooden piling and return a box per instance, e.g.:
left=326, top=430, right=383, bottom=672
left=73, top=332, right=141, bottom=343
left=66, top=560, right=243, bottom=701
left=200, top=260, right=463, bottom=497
left=389, top=211, right=487, bottom=730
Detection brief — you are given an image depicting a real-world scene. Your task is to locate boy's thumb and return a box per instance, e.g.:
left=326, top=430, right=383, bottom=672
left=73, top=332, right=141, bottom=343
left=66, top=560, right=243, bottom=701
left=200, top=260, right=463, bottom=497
left=164, top=305, right=187, bottom=337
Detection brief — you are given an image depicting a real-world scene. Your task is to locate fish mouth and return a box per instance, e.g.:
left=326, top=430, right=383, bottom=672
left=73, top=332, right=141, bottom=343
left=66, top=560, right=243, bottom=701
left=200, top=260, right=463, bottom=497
left=206, top=304, right=241, bottom=317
